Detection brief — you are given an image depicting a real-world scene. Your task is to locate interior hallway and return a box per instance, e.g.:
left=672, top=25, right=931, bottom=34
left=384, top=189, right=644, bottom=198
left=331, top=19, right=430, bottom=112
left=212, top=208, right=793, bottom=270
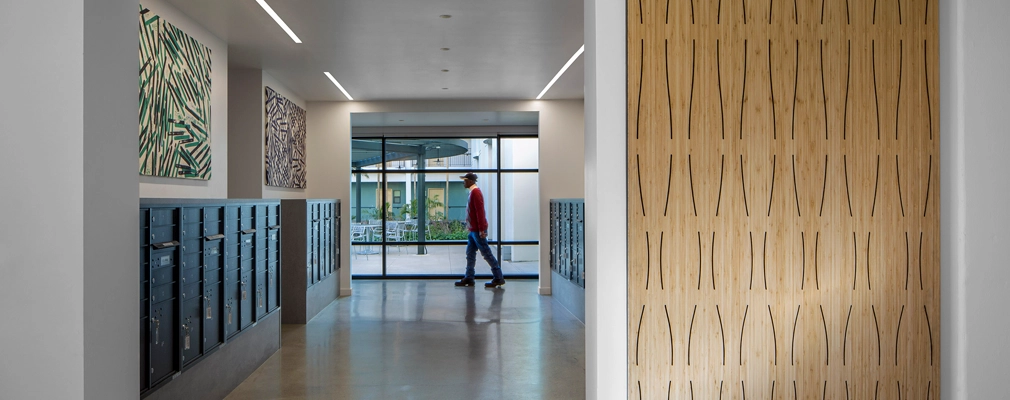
left=226, top=280, right=586, bottom=400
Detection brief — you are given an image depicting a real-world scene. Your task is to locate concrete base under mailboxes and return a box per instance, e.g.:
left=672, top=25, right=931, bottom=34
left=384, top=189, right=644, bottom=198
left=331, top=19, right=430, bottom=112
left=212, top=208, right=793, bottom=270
left=143, top=310, right=281, bottom=400
left=550, top=270, right=585, bottom=324
left=282, top=271, right=340, bottom=324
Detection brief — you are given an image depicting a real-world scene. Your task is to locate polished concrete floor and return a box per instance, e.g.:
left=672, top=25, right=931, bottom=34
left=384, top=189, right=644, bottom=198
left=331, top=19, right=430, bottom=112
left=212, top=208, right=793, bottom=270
left=226, top=280, right=586, bottom=400
left=351, top=245, right=540, bottom=276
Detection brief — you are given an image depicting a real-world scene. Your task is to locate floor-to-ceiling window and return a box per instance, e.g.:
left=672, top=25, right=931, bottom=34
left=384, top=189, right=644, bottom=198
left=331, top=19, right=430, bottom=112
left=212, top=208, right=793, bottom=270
left=350, top=135, right=539, bottom=278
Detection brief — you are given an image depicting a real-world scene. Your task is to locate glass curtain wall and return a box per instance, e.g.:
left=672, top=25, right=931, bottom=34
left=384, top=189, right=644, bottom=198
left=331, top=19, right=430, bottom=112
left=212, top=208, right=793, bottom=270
left=350, top=136, right=539, bottom=277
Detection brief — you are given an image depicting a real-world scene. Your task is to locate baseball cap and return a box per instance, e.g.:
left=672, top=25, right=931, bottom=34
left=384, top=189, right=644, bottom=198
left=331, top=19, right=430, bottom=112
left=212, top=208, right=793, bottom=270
left=460, top=172, right=478, bottom=181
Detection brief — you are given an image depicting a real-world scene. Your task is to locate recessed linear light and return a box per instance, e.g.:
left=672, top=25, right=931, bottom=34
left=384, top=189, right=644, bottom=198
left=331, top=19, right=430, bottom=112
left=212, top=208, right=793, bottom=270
left=536, top=44, right=585, bottom=100
left=256, top=0, right=302, bottom=43
left=323, top=72, right=354, bottom=100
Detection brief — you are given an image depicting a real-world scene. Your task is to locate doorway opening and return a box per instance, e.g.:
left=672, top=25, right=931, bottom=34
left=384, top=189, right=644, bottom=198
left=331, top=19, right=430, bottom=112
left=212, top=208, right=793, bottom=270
left=349, top=111, right=540, bottom=278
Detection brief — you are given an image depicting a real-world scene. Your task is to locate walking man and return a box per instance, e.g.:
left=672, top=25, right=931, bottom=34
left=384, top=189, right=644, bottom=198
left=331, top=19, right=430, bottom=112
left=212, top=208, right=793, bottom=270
left=454, top=172, right=505, bottom=288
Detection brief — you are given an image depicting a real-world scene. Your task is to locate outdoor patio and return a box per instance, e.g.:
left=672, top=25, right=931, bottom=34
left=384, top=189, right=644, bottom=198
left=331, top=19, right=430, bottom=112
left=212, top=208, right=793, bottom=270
left=350, top=244, right=539, bottom=276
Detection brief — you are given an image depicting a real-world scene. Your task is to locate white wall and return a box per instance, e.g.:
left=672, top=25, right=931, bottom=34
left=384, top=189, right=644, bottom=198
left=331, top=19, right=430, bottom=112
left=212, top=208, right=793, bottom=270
left=139, top=0, right=229, bottom=199
left=306, top=100, right=584, bottom=296
left=942, top=0, right=1010, bottom=398
left=0, top=2, right=85, bottom=398
left=584, top=0, right=628, bottom=398
left=1, top=0, right=135, bottom=398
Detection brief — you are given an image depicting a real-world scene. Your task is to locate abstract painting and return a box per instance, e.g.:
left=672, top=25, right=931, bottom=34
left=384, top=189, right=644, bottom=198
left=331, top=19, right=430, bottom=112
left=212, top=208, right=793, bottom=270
left=139, top=6, right=212, bottom=180
left=265, top=87, right=307, bottom=188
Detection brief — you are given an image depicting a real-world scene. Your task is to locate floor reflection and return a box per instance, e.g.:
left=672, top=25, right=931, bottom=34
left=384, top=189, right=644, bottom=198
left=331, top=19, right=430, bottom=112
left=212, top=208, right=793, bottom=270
left=226, top=280, right=585, bottom=400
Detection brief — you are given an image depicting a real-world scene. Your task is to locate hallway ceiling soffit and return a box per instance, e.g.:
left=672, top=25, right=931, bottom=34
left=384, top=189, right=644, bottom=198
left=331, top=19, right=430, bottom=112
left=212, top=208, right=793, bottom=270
left=163, top=0, right=585, bottom=101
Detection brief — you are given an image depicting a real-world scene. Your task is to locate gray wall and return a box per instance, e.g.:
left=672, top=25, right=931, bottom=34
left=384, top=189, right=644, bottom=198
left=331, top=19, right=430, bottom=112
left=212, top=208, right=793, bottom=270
left=83, top=0, right=139, bottom=398
left=0, top=0, right=136, bottom=398
left=228, top=69, right=308, bottom=199
left=229, top=69, right=265, bottom=199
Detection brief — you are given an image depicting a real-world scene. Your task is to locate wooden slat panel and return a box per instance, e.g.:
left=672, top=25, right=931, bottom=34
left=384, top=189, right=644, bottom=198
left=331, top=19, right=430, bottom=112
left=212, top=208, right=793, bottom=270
left=628, top=0, right=938, bottom=397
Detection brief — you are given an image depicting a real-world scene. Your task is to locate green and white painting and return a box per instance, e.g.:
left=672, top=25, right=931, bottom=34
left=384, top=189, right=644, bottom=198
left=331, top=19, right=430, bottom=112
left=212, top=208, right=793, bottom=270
left=139, top=6, right=212, bottom=180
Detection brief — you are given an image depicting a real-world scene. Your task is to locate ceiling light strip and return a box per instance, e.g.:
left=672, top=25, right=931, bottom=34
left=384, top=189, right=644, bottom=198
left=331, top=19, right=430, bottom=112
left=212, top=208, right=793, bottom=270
left=536, top=45, right=585, bottom=100
left=256, top=0, right=302, bottom=43
left=324, top=72, right=354, bottom=100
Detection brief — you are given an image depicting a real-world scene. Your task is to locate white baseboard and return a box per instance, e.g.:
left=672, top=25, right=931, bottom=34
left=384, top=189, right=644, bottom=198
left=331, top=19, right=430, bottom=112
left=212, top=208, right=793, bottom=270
left=539, top=287, right=552, bottom=295
left=340, top=288, right=353, bottom=297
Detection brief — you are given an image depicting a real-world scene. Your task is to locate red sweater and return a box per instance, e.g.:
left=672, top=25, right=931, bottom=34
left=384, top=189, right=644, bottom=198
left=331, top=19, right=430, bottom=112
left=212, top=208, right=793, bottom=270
left=466, top=186, right=489, bottom=233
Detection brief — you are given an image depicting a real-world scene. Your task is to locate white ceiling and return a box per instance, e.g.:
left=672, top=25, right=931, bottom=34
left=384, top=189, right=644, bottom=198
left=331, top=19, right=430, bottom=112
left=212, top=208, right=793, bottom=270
left=163, top=0, right=584, bottom=101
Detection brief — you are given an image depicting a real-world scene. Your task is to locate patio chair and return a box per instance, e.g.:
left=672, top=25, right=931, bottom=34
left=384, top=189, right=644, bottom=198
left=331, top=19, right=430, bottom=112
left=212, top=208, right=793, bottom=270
left=386, top=221, right=403, bottom=252
left=350, top=224, right=369, bottom=259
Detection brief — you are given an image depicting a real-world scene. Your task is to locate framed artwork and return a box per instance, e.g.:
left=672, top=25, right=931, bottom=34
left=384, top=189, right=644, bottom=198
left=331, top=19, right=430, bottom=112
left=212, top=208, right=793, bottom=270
left=265, top=87, right=307, bottom=188
left=139, top=5, right=212, bottom=180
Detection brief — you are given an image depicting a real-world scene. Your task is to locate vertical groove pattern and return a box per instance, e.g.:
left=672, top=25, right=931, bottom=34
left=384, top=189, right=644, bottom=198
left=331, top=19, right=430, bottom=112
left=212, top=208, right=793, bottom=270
left=628, top=0, right=937, bottom=394
left=717, top=305, right=726, bottom=365
left=896, top=155, right=905, bottom=216
left=716, top=155, right=726, bottom=216
left=820, top=305, right=829, bottom=365
left=769, top=305, right=778, bottom=365
left=844, top=41, right=851, bottom=139
left=664, top=154, right=673, bottom=216
left=689, top=155, right=698, bottom=216
left=739, top=40, right=748, bottom=140
left=636, top=304, right=645, bottom=365
left=801, top=232, right=807, bottom=290
left=769, top=40, right=778, bottom=139
left=926, top=40, right=933, bottom=140
left=843, top=305, right=853, bottom=365
left=749, top=232, right=755, bottom=289
left=659, top=232, right=665, bottom=289
left=718, top=40, right=727, bottom=139
left=637, top=39, right=643, bottom=140
left=894, top=305, right=905, bottom=365
left=689, top=41, right=696, bottom=139
left=925, top=305, right=934, bottom=366
left=711, top=232, right=717, bottom=290
left=739, top=305, right=749, bottom=365
left=740, top=155, right=750, bottom=216
left=871, top=155, right=881, bottom=216
left=896, top=40, right=903, bottom=140
left=873, top=40, right=881, bottom=140
left=819, top=155, right=828, bottom=216
left=814, top=232, right=820, bottom=289
left=792, top=155, right=801, bottom=217
left=665, top=305, right=673, bottom=365
left=791, top=305, right=800, bottom=365
left=844, top=155, right=854, bottom=216
left=792, top=40, right=799, bottom=139
left=645, top=231, right=651, bottom=290
left=872, top=305, right=882, bottom=365
left=637, top=155, right=646, bottom=216
left=767, top=155, right=777, bottom=216
left=820, top=40, right=828, bottom=139
left=688, top=305, right=697, bottom=365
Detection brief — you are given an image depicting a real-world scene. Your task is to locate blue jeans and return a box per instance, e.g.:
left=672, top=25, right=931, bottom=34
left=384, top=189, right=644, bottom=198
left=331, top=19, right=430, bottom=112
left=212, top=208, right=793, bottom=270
left=464, top=231, right=502, bottom=280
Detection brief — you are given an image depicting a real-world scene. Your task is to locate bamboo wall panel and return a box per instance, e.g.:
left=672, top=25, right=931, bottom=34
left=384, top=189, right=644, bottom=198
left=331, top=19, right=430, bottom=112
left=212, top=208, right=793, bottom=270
left=627, top=0, right=938, bottom=398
